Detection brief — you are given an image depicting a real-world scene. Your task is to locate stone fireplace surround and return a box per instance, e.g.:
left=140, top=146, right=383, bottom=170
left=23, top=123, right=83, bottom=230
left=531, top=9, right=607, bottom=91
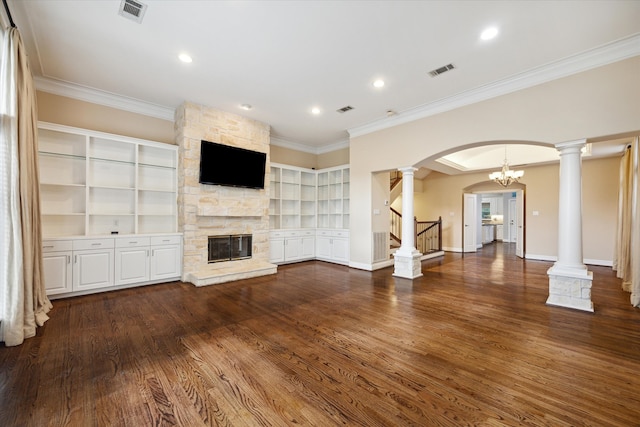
left=176, top=101, right=277, bottom=286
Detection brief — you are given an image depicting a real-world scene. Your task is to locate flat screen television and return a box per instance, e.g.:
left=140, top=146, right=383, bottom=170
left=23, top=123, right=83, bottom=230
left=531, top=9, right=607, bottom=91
left=198, top=140, right=266, bottom=189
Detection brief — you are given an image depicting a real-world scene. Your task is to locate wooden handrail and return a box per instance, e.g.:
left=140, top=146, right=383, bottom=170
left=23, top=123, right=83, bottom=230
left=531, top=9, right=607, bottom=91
left=390, top=209, right=442, bottom=253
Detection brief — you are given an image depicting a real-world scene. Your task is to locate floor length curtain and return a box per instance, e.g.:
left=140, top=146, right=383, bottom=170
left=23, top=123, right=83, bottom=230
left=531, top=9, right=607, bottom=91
left=613, top=137, right=640, bottom=307
left=0, top=26, right=51, bottom=346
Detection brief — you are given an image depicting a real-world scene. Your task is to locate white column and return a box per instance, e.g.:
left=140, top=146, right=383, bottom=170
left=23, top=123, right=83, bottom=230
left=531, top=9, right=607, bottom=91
left=547, top=139, right=593, bottom=312
left=393, top=167, right=423, bottom=279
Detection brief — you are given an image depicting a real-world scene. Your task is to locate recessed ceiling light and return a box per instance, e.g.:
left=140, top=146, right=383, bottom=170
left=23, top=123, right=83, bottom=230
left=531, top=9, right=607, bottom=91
left=178, top=53, right=192, bottom=63
left=480, top=27, right=499, bottom=41
left=240, top=104, right=252, bottom=111
left=373, top=79, right=385, bottom=88
left=311, top=107, right=321, bottom=115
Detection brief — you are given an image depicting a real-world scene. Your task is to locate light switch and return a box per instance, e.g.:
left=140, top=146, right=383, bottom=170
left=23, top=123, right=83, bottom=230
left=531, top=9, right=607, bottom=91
left=533, top=210, right=539, bottom=216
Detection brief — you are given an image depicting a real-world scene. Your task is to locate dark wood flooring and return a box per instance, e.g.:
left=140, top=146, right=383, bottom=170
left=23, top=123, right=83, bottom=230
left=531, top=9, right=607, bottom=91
left=2, top=243, right=640, bottom=426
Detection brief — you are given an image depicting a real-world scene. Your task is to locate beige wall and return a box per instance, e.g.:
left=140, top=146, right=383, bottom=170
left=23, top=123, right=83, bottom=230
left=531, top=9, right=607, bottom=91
left=350, top=57, right=640, bottom=267
left=270, top=145, right=349, bottom=170
left=397, top=156, right=618, bottom=264
left=270, top=145, right=317, bottom=169
left=37, top=91, right=175, bottom=144
left=318, top=147, right=349, bottom=169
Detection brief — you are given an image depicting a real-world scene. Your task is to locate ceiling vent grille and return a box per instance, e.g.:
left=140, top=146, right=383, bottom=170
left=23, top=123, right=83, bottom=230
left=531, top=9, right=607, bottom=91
left=336, top=106, right=354, bottom=114
left=428, top=63, right=455, bottom=77
left=118, top=0, right=147, bottom=23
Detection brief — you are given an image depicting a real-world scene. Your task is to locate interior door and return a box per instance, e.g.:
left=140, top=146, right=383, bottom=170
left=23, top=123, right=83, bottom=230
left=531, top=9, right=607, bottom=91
left=515, top=189, right=525, bottom=258
left=508, top=198, right=517, bottom=242
left=463, top=193, right=477, bottom=253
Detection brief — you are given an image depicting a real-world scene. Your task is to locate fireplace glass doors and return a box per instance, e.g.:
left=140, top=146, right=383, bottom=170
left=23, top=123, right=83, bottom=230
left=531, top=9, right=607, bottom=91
left=208, top=234, right=252, bottom=263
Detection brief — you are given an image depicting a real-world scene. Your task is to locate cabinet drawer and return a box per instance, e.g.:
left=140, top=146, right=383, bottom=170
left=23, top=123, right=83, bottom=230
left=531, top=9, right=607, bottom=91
left=73, top=238, right=115, bottom=251
left=42, top=240, right=73, bottom=253
left=150, top=235, right=181, bottom=246
left=116, top=237, right=151, bottom=248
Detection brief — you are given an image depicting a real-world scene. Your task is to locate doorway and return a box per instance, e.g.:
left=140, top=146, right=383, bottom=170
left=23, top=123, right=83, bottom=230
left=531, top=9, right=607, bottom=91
left=463, top=186, right=525, bottom=259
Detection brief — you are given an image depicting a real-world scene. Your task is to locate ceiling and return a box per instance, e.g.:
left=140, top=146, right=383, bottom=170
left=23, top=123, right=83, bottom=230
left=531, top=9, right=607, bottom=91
left=8, top=0, right=640, bottom=167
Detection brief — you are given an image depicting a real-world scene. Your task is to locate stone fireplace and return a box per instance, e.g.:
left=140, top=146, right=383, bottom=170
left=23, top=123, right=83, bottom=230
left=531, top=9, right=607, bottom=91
left=175, top=102, right=277, bottom=286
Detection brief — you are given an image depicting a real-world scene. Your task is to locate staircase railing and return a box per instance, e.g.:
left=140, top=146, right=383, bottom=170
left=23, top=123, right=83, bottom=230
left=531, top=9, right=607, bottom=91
left=390, top=207, right=442, bottom=254
left=390, top=207, right=402, bottom=245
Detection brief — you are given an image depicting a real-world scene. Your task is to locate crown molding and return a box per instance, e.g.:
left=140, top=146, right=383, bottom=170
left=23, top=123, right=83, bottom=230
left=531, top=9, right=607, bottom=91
left=34, top=76, right=176, bottom=121
left=349, top=33, right=640, bottom=139
left=271, top=136, right=349, bottom=155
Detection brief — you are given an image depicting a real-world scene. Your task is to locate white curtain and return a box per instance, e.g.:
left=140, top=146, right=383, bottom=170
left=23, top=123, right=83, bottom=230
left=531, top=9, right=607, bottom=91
left=613, top=137, right=640, bottom=307
left=0, top=25, right=52, bottom=346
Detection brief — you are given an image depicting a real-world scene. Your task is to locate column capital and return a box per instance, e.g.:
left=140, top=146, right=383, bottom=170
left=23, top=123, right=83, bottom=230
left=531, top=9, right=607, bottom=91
left=398, top=166, right=417, bottom=175
left=555, top=138, right=587, bottom=152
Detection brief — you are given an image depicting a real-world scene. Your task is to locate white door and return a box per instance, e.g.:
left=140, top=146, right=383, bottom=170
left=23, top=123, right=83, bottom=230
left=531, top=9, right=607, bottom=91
left=150, top=245, right=181, bottom=280
left=284, top=237, right=301, bottom=261
left=463, top=193, right=477, bottom=252
left=73, top=249, right=114, bottom=291
left=43, top=251, right=72, bottom=295
left=269, top=238, right=285, bottom=263
left=509, top=198, right=517, bottom=242
left=316, top=236, right=332, bottom=259
left=332, top=238, right=349, bottom=263
left=115, top=247, right=150, bottom=285
left=515, top=189, right=525, bottom=258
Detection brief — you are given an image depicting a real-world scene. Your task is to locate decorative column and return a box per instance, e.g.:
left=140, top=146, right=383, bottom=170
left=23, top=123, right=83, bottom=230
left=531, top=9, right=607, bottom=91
left=547, top=139, right=593, bottom=312
left=393, top=167, right=423, bottom=279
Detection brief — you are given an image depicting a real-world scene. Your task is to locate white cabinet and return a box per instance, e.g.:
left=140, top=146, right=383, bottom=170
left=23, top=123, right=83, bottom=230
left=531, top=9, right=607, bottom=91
left=316, top=230, right=349, bottom=265
left=269, top=164, right=349, bottom=266
left=482, top=225, right=495, bottom=244
left=72, top=238, right=115, bottom=291
left=43, top=234, right=182, bottom=298
left=269, top=230, right=315, bottom=264
left=42, top=240, right=73, bottom=295
left=38, top=122, right=178, bottom=238
left=115, top=237, right=151, bottom=286
left=149, top=235, right=182, bottom=280
left=496, top=224, right=504, bottom=241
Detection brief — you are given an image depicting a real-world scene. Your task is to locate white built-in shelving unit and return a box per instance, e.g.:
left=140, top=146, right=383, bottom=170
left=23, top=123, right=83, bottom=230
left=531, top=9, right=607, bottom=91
left=269, top=163, right=349, bottom=265
left=38, top=122, right=178, bottom=238
left=38, top=122, right=181, bottom=299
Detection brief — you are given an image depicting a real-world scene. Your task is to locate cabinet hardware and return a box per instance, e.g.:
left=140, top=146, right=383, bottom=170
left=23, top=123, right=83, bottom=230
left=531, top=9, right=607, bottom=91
left=43, top=245, right=54, bottom=249
left=74, top=255, right=77, bottom=263
left=67, top=255, right=70, bottom=264
left=91, top=243, right=101, bottom=246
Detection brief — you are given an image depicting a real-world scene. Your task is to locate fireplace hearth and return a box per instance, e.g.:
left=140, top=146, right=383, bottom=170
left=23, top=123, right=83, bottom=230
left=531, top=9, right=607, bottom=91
left=208, top=235, right=252, bottom=263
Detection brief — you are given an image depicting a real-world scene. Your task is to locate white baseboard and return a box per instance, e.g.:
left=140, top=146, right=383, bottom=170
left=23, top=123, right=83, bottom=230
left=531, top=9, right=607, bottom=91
left=525, top=254, right=613, bottom=267
left=443, top=246, right=462, bottom=253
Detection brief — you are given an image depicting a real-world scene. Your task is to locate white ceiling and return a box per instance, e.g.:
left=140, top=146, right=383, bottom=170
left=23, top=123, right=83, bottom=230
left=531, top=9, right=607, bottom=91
left=9, top=0, right=640, bottom=166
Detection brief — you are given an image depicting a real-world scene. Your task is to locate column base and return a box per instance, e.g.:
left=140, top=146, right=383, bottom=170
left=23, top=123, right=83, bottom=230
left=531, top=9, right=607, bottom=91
left=393, top=250, right=423, bottom=280
left=546, top=265, right=594, bottom=312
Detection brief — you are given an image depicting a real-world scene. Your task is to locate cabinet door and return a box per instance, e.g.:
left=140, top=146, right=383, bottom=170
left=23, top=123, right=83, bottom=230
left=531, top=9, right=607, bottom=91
left=150, top=245, right=181, bottom=280
left=284, top=238, right=301, bottom=261
left=269, top=238, right=285, bottom=263
left=43, top=251, right=72, bottom=295
left=115, top=247, right=150, bottom=285
left=300, top=236, right=315, bottom=259
left=73, top=249, right=114, bottom=291
left=316, top=236, right=332, bottom=259
left=331, top=238, right=349, bottom=263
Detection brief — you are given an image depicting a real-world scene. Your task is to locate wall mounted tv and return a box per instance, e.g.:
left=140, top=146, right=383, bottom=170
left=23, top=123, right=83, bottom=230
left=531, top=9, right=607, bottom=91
left=199, top=140, right=266, bottom=189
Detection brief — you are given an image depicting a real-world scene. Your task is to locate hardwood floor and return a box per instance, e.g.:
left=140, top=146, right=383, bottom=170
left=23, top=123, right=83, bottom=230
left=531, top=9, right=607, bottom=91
left=2, top=244, right=640, bottom=426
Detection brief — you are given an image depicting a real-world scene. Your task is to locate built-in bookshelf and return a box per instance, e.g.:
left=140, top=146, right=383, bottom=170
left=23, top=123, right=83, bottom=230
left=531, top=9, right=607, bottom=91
left=38, top=122, right=178, bottom=238
left=269, top=164, right=316, bottom=229
left=317, top=166, right=349, bottom=229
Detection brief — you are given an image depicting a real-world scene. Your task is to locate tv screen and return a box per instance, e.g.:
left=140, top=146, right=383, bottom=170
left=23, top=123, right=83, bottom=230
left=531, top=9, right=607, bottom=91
left=199, top=140, right=266, bottom=189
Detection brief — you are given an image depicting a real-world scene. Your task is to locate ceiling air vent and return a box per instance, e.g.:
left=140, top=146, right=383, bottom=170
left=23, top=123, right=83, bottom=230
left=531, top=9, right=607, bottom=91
left=336, top=106, right=354, bottom=114
left=118, top=0, right=147, bottom=24
left=428, top=63, right=455, bottom=77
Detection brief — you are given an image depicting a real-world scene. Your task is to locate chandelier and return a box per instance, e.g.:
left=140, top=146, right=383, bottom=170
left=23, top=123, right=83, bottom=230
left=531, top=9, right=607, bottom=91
left=488, top=146, right=524, bottom=187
